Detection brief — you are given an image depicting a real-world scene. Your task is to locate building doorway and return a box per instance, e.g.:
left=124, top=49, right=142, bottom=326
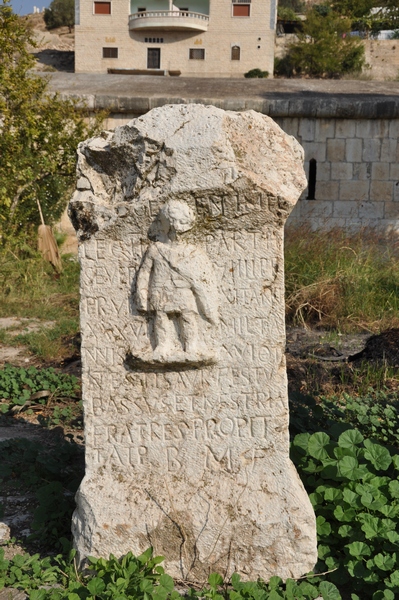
left=147, top=48, right=160, bottom=68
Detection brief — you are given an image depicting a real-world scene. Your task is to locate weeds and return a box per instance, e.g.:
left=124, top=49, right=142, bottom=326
left=0, top=547, right=342, bottom=599
left=0, top=245, right=80, bottom=361
left=0, top=365, right=79, bottom=421
left=284, top=227, right=399, bottom=332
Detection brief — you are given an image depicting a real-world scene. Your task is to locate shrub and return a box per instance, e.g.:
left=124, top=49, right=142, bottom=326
left=244, top=68, right=269, bottom=78
left=275, top=7, right=365, bottom=78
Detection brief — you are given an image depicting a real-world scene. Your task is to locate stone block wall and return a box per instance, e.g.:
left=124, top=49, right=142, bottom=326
left=274, top=117, right=399, bottom=232
left=52, top=76, right=399, bottom=233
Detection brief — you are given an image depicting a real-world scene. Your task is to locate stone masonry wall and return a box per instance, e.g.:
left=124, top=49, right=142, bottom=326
left=48, top=75, right=399, bottom=234
left=273, top=117, right=399, bottom=232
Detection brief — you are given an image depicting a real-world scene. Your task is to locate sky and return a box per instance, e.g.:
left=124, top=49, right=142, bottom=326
left=10, top=0, right=51, bottom=15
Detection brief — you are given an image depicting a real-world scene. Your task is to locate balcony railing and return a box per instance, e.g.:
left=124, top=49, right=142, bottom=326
left=129, top=10, right=209, bottom=31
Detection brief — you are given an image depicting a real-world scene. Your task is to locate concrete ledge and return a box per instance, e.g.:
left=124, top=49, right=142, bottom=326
left=44, top=73, right=399, bottom=118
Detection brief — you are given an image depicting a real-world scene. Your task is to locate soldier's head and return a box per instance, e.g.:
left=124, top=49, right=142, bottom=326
left=159, top=200, right=195, bottom=237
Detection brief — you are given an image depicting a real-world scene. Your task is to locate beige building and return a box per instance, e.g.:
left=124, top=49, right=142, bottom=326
left=75, top=0, right=277, bottom=76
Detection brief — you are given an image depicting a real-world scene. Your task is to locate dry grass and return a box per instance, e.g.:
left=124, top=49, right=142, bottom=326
left=285, top=227, right=399, bottom=333
left=0, top=244, right=80, bottom=362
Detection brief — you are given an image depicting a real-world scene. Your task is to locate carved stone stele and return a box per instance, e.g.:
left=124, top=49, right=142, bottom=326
left=69, top=104, right=317, bottom=582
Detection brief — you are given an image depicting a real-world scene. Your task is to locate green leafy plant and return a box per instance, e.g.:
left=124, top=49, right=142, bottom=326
left=0, top=365, right=79, bottom=414
left=292, top=428, right=399, bottom=599
left=290, top=390, right=399, bottom=450
left=244, top=68, right=269, bottom=78
left=0, top=547, right=341, bottom=600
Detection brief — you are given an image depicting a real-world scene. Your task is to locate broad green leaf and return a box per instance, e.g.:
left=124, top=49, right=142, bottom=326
left=338, top=524, right=354, bottom=538
left=388, top=480, right=399, bottom=499
left=159, top=574, right=174, bottom=592
left=334, top=505, right=356, bottom=523
left=231, top=573, right=241, bottom=590
left=363, top=439, right=392, bottom=471
left=208, top=573, right=223, bottom=588
left=338, top=456, right=359, bottom=480
left=319, top=580, right=342, bottom=600
left=390, top=570, right=399, bottom=586
left=386, top=530, right=399, bottom=544
left=298, top=581, right=319, bottom=598
left=379, top=504, right=399, bottom=518
left=309, top=492, right=323, bottom=507
left=317, top=516, right=331, bottom=536
left=268, top=576, right=282, bottom=590
left=338, top=429, right=363, bottom=449
left=138, top=547, right=153, bottom=563
left=140, top=579, right=154, bottom=593
left=334, top=446, right=356, bottom=460
left=87, top=577, right=106, bottom=595
left=372, top=591, right=395, bottom=600
left=318, top=544, right=331, bottom=559
left=308, top=432, right=331, bottom=460
left=359, top=514, right=381, bottom=539
left=342, top=489, right=360, bottom=506
left=292, top=433, right=310, bottom=455
left=346, top=541, right=371, bottom=557
left=374, top=553, right=396, bottom=571
left=324, top=488, right=343, bottom=502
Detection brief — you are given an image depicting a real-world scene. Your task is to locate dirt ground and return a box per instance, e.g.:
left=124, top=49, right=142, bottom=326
left=26, top=13, right=74, bottom=73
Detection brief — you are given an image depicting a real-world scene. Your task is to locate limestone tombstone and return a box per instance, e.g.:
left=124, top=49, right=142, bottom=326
left=69, top=104, right=317, bottom=582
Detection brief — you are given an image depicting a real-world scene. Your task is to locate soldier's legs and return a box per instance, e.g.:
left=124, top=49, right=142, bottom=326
left=180, top=310, right=198, bottom=353
left=154, top=311, right=170, bottom=352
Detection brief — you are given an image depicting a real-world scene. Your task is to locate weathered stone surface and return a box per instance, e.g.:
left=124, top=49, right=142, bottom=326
left=0, top=522, right=10, bottom=543
left=70, top=104, right=317, bottom=582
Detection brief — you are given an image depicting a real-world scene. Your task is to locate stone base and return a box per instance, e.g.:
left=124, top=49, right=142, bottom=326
left=73, top=460, right=316, bottom=582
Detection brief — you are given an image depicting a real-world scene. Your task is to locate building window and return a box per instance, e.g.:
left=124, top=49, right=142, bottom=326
left=231, top=45, right=240, bottom=60
left=103, top=47, right=118, bottom=58
left=94, top=1, right=111, bottom=14
left=189, top=48, right=205, bottom=59
left=179, top=7, right=189, bottom=15
left=145, top=37, right=164, bottom=43
left=137, top=7, right=146, bottom=15
left=232, top=4, right=250, bottom=16
left=147, top=48, right=161, bottom=68
left=307, top=158, right=317, bottom=199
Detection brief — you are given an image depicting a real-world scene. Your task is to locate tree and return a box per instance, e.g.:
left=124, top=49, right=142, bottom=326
left=329, top=0, right=399, bottom=35
left=275, top=7, right=366, bottom=78
left=0, top=0, right=103, bottom=242
left=278, top=0, right=305, bottom=13
left=44, top=0, right=74, bottom=32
